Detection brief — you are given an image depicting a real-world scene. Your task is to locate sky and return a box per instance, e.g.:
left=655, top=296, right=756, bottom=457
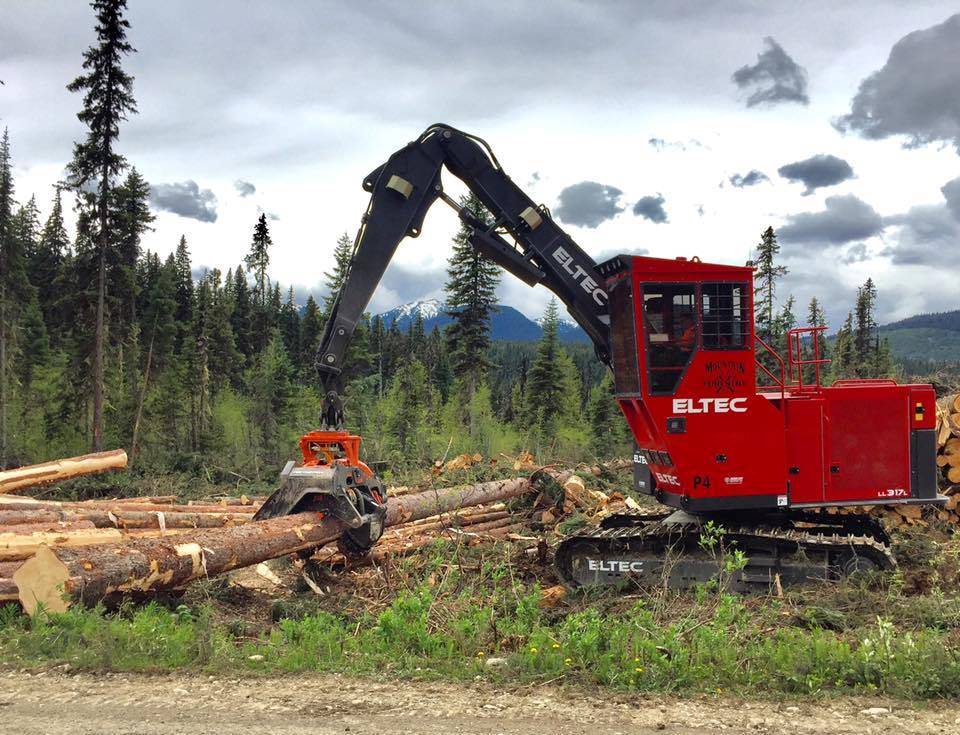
left=2, top=1, right=959, bottom=329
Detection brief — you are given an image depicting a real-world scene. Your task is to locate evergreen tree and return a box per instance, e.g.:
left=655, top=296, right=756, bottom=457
left=230, top=265, right=253, bottom=360
left=173, top=235, right=193, bottom=330
left=247, top=334, right=296, bottom=468
left=10, top=196, right=41, bottom=262
left=245, top=214, right=272, bottom=352
left=299, top=295, right=322, bottom=378
left=853, top=277, right=878, bottom=373
left=524, top=299, right=582, bottom=436
left=35, top=186, right=71, bottom=334
left=444, top=194, right=500, bottom=401
left=383, top=358, right=430, bottom=457
left=203, top=269, right=241, bottom=390
left=280, top=286, right=301, bottom=360
left=587, top=373, right=631, bottom=458
left=245, top=213, right=272, bottom=307
left=804, top=297, right=828, bottom=383
left=323, top=232, right=353, bottom=318
left=0, top=129, right=31, bottom=466
left=777, top=294, right=796, bottom=363
left=751, top=226, right=788, bottom=343
left=831, top=312, right=856, bottom=380
left=111, top=167, right=153, bottom=338
left=66, top=0, right=138, bottom=450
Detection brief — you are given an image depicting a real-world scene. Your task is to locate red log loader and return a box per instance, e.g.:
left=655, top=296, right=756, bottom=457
left=256, top=124, right=944, bottom=590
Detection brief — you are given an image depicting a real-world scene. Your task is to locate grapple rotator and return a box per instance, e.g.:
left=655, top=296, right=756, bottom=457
left=254, top=430, right=387, bottom=557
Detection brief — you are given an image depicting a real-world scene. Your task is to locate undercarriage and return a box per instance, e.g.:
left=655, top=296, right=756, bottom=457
left=554, top=509, right=895, bottom=591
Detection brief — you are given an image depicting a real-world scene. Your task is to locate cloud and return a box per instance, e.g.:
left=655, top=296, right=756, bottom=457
left=554, top=181, right=625, bottom=228
left=632, top=194, right=668, bottom=223
left=729, top=170, right=769, bottom=188
left=777, top=154, right=854, bottom=195
left=778, top=194, right=883, bottom=248
left=150, top=180, right=218, bottom=222
left=234, top=179, right=256, bottom=197
left=648, top=137, right=705, bottom=152
left=839, top=243, right=870, bottom=264
left=732, top=37, right=809, bottom=107
left=592, top=245, right=650, bottom=263
left=881, top=203, right=960, bottom=265
left=942, top=175, right=960, bottom=221
left=834, top=14, right=960, bottom=152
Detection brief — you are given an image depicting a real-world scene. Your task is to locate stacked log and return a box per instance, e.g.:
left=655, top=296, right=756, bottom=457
left=0, top=450, right=128, bottom=494
left=936, top=394, right=960, bottom=489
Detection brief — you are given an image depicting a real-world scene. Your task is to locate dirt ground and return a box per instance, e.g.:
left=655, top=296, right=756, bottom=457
left=2, top=669, right=960, bottom=735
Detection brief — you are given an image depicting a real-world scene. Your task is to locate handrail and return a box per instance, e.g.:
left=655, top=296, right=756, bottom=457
left=787, top=326, right=830, bottom=390
left=754, top=334, right=786, bottom=400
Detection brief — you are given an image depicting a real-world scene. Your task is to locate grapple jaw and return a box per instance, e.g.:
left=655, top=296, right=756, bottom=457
left=254, top=432, right=387, bottom=556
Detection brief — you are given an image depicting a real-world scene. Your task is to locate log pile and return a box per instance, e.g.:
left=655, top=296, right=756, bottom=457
left=0, top=455, right=632, bottom=612
left=7, top=475, right=549, bottom=613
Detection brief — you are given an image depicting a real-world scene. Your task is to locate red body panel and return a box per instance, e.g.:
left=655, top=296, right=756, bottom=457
left=607, top=255, right=940, bottom=513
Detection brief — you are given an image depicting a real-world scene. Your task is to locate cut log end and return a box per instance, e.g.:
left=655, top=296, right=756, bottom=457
left=13, top=546, right=71, bottom=615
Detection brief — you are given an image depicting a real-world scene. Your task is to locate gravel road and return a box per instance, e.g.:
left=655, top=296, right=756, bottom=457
left=3, top=669, right=959, bottom=734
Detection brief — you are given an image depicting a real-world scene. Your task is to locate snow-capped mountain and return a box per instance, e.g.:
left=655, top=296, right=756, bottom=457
left=376, top=300, right=588, bottom=343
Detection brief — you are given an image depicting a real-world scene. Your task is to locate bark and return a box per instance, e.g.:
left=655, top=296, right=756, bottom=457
left=129, top=318, right=155, bottom=463
left=14, top=475, right=541, bottom=613
left=386, top=477, right=533, bottom=526
left=0, top=576, right=16, bottom=602
left=0, top=508, right=251, bottom=529
left=0, top=449, right=128, bottom=494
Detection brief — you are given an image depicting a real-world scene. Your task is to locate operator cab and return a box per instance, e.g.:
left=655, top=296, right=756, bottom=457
left=596, top=254, right=940, bottom=514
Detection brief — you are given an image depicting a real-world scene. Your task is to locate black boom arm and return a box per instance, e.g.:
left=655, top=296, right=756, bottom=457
left=316, top=124, right=611, bottom=407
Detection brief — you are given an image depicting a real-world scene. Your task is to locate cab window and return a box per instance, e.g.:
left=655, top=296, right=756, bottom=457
left=701, top=282, right=750, bottom=349
left=642, top=284, right=696, bottom=395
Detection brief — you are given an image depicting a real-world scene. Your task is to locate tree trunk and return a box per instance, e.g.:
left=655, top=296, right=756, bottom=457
left=91, top=245, right=106, bottom=452
left=0, top=508, right=252, bottom=529
left=0, top=285, right=7, bottom=468
left=129, top=316, right=156, bottom=463
left=0, top=449, right=128, bottom=494
left=13, top=475, right=541, bottom=612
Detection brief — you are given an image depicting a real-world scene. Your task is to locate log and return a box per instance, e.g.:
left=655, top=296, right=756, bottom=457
left=14, top=475, right=542, bottom=613
left=949, top=466, right=960, bottom=485
left=0, top=508, right=251, bottom=530
left=0, top=521, right=96, bottom=534
left=0, top=577, right=17, bottom=602
left=1, top=528, right=125, bottom=561
left=386, top=477, right=534, bottom=525
left=0, top=450, right=128, bottom=494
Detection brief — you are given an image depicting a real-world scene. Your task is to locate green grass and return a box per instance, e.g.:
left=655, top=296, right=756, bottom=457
left=3, top=538, right=960, bottom=699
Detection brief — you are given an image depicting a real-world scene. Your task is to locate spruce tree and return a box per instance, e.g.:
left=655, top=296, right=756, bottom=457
left=173, top=235, right=193, bottom=328
left=230, top=265, right=253, bottom=360
left=66, top=0, right=138, bottom=450
left=245, top=214, right=272, bottom=353
left=10, top=196, right=41, bottom=262
left=752, top=226, right=788, bottom=343
left=383, top=358, right=430, bottom=457
left=112, top=167, right=153, bottom=339
left=831, top=312, right=856, bottom=380
left=444, top=194, right=500, bottom=400
left=323, top=232, right=353, bottom=318
left=524, top=298, right=582, bottom=436
left=35, top=187, right=71, bottom=335
left=280, top=286, right=301, bottom=360
left=853, top=277, right=878, bottom=373
left=245, top=213, right=272, bottom=307
left=0, top=128, right=22, bottom=466
left=299, top=295, right=322, bottom=378
left=805, top=297, right=828, bottom=383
